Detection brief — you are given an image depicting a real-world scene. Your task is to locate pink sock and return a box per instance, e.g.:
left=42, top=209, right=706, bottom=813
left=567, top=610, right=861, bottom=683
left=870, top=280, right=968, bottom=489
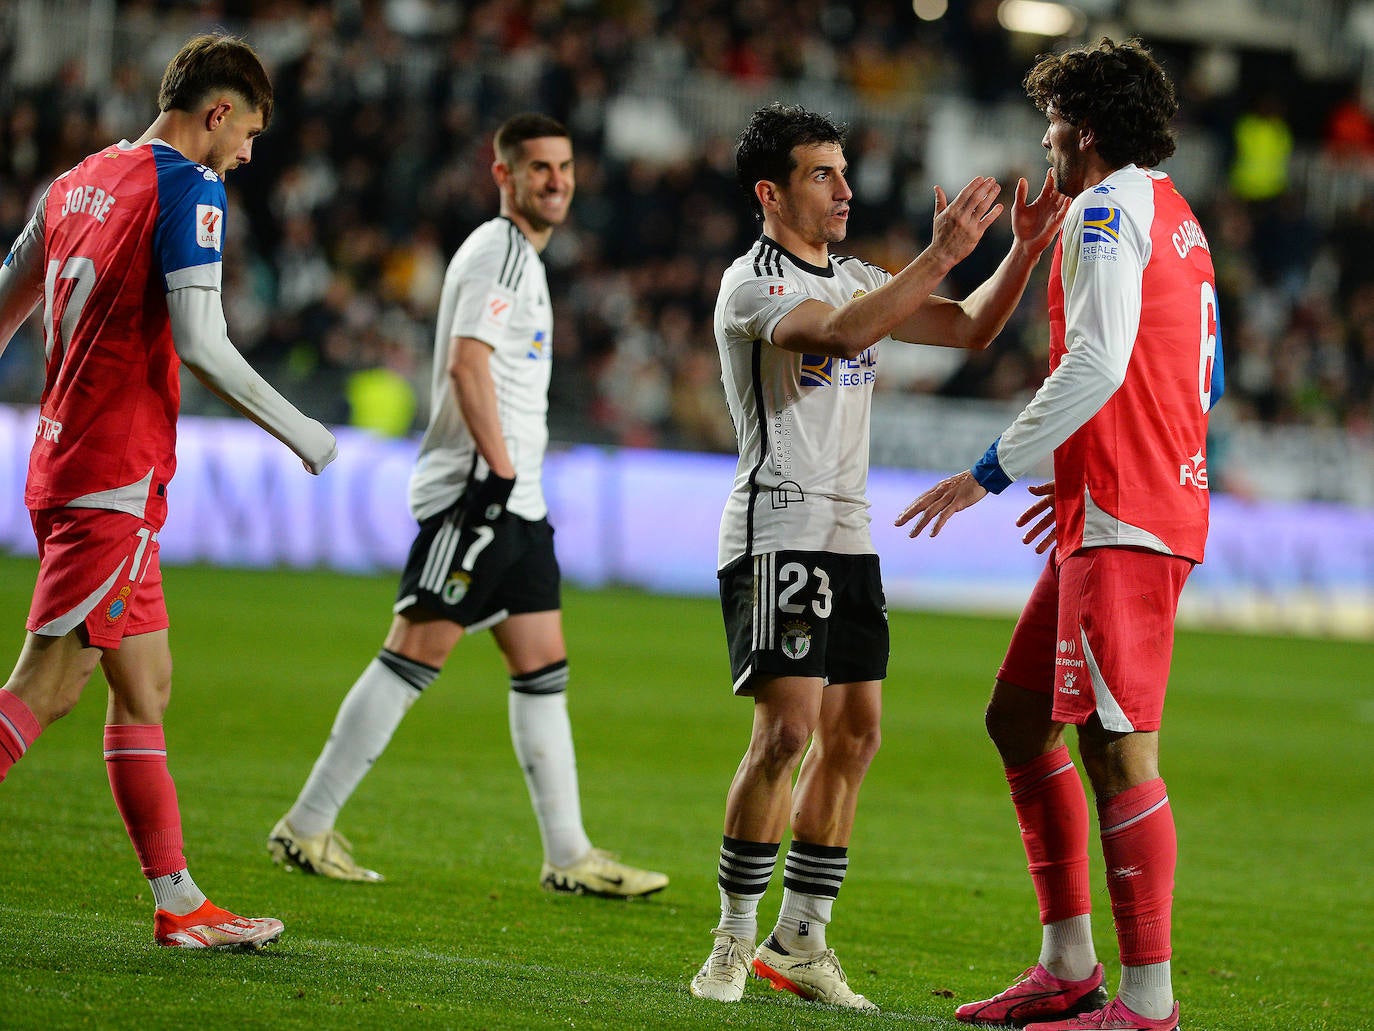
left=104, top=724, right=187, bottom=878
left=1007, top=745, right=1092, bottom=923
left=1100, top=778, right=1175, bottom=965
left=0, top=690, right=42, bottom=783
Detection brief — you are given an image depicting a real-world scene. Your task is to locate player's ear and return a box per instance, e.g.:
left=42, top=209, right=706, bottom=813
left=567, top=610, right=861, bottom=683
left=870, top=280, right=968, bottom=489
left=491, top=159, right=510, bottom=189
left=755, top=179, right=780, bottom=214
left=204, top=100, right=233, bottom=133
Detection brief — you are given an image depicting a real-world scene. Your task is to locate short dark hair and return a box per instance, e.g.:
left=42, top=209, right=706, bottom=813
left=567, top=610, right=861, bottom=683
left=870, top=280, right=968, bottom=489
left=1024, top=37, right=1177, bottom=169
left=158, top=34, right=273, bottom=128
left=735, top=103, right=847, bottom=223
left=494, top=113, right=570, bottom=166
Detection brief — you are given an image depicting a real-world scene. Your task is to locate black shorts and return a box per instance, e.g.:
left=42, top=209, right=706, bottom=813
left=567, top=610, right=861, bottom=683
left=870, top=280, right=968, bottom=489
left=719, top=550, right=889, bottom=694
left=395, top=506, right=561, bottom=631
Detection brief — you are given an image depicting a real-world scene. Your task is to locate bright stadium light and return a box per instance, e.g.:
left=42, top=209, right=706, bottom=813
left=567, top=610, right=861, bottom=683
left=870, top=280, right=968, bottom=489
left=997, top=0, right=1086, bottom=37
left=912, top=0, right=949, bottom=20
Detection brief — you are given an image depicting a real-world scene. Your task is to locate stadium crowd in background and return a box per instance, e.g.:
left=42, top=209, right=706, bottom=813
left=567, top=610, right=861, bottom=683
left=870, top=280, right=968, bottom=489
left=2, top=0, right=1374, bottom=459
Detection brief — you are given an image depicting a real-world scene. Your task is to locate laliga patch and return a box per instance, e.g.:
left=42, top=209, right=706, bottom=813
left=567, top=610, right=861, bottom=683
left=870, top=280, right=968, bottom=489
left=195, top=204, right=224, bottom=250
left=481, top=288, right=516, bottom=330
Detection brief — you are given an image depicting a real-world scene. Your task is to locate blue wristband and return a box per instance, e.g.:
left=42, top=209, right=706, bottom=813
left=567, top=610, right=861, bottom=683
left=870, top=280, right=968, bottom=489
left=971, top=437, right=1013, bottom=495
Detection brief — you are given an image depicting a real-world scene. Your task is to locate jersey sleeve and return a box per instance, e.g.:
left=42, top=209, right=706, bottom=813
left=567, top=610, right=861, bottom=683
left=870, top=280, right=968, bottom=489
left=0, top=187, right=48, bottom=352
left=151, top=148, right=226, bottom=292
left=448, top=224, right=527, bottom=351
left=973, top=196, right=1145, bottom=491
left=721, top=274, right=810, bottom=346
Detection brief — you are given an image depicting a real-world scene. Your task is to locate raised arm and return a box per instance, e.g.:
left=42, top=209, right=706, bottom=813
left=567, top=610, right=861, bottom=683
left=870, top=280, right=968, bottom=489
left=892, top=170, right=1068, bottom=350
left=771, top=176, right=1006, bottom=359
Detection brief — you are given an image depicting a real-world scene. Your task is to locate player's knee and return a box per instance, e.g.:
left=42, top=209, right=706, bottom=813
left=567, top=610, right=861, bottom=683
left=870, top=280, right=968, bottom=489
left=750, top=719, right=813, bottom=775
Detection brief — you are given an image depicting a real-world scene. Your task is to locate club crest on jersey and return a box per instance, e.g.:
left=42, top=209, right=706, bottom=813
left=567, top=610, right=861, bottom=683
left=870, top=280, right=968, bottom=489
left=780, top=620, right=812, bottom=661
left=441, top=571, right=471, bottom=605
left=195, top=204, right=223, bottom=250
left=106, top=585, right=133, bottom=623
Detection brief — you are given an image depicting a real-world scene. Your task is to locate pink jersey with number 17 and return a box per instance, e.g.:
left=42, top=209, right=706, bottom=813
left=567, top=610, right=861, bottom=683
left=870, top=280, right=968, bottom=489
left=21, top=140, right=227, bottom=529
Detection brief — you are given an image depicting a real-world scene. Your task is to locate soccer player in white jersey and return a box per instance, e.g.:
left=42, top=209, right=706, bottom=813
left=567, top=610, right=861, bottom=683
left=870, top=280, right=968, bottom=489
left=268, top=114, right=667, bottom=898
left=898, top=39, right=1221, bottom=1031
left=689, top=103, right=1069, bottom=1010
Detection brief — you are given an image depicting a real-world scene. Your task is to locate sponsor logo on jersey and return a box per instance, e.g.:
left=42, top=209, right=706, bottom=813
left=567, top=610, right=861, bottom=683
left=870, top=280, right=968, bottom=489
left=1082, top=206, right=1121, bottom=244
left=1179, top=448, right=1209, bottom=489
left=482, top=291, right=514, bottom=329
left=526, top=329, right=550, bottom=361
left=1055, top=636, right=1084, bottom=676
left=1091, top=184, right=1115, bottom=194
left=195, top=204, right=223, bottom=250
left=1080, top=206, right=1121, bottom=262
left=771, top=481, right=805, bottom=508
left=768, top=283, right=786, bottom=295
left=106, top=585, right=132, bottom=623
left=799, top=347, right=877, bottom=388
left=36, top=415, right=62, bottom=443
left=780, top=620, right=812, bottom=660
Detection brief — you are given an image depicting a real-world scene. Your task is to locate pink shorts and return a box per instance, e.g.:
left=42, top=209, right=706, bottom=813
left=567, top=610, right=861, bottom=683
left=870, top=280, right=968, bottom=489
left=28, top=508, right=168, bottom=649
left=998, top=548, right=1193, bottom=733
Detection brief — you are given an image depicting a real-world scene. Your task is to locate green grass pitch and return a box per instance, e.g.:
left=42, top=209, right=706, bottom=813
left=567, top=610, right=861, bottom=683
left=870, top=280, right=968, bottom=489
left=0, top=555, right=1370, bottom=1029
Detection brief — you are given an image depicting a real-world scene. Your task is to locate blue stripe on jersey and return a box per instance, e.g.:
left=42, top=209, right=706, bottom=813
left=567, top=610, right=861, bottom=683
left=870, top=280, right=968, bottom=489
left=151, top=143, right=226, bottom=290
left=1210, top=314, right=1226, bottom=408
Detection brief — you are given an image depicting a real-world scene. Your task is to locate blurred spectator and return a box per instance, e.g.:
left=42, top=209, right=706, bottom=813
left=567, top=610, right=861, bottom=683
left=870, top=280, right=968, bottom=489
left=0, top=0, right=1372, bottom=495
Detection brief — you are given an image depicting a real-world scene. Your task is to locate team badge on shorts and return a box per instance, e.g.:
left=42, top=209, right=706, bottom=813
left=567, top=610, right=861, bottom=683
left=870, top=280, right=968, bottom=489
left=780, top=620, right=812, bottom=660
left=441, top=571, right=471, bottom=605
left=106, top=585, right=133, bottom=623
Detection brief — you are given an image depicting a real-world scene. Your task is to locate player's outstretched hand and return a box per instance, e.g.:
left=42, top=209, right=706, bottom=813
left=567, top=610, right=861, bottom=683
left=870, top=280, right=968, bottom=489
left=1016, top=480, right=1057, bottom=554
left=1012, top=170, right=1071, bottom=258
left=930, top=176, right=1004, bottom=269
left=895, top=469, right=987, bottom=540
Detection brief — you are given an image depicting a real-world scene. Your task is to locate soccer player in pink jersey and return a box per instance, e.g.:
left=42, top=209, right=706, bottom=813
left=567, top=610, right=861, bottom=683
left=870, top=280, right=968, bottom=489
left=897, top=39, right=1222, bottom=1031
left=0, top=34, right=336, bottom=950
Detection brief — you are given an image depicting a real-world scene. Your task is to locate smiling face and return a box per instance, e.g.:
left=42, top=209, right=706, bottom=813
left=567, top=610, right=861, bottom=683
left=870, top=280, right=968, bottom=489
left=501, top=135, right=575, bottom=234
left=768, top=141, right=852, bottom=252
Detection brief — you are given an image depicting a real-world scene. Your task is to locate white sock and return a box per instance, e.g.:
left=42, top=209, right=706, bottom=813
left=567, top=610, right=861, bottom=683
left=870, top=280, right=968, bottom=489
left=508, top=671, right=592, bottom=867
left=1119, top=961, right=1173, bottom=1019
left=773, top=888, right=834, bottom=953
left=1039, top=914, right=1098, bottom=981
left=771, top=841, right=847, bottom=954
left=150, top=868, right=207, bottom=915
left=287, top=656, right=426, bottom=836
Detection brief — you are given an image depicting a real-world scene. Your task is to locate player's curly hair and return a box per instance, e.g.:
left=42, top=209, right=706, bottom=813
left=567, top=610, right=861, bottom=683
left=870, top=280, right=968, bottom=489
left=735, top=103, right=847, bottom=223
left=159, top=34, right=273, bottom=127
left=1024, top=37, right=1177, bottom=169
